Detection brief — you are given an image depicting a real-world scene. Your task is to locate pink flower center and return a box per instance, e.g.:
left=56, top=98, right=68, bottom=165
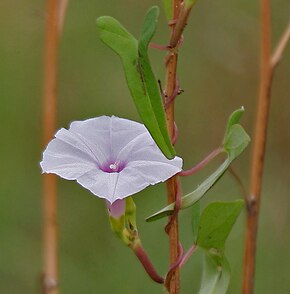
left=101, top=160, right=126, bottom=173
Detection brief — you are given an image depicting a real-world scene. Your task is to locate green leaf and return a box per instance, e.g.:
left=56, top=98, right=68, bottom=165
left=146, top=108, right=250, bottom=222
left=96, top=8, right=175, bottom=159
left=223, top=106, right=244, bottom=140
left=138, top=7, right=175, bottom=158
left=191, top=200, right=201, bottom=242
left=197, top=200, right=242, bottom=293
left=223, top=124, right=250, bottom=160
left=199, top=252, right=230, bottom=294
left=196, top=200, right=244, bottom=250
left=161, top=0, right=172, bottom=20
left=223, top=106, right=250, bottom=160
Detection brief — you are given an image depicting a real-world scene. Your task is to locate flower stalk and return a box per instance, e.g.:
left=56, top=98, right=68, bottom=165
left=108, top=198, right=164, bottom=284
left=130, top=240, right=165, bottom=284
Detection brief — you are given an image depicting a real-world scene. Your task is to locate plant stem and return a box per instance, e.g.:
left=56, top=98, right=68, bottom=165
left=42, top=1, right=68, bottom=293
left=271, top=20, right=290, bottom=68
left=130, top=240, right=165, bottom=284
left=164, top=1, right=182, bottom=293
left=243, top=2, right=290, bottom=293
left=179, top=147, right=224, bottom=177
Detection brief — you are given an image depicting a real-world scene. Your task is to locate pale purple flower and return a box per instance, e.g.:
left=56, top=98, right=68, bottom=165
left=40, top=116, right=182, bottom=204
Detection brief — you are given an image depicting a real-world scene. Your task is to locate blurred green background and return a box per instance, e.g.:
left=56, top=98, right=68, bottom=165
left=0, top=0, right=289, bottom=293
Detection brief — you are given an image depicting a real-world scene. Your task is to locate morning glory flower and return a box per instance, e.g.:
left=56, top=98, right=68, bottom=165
left=40, top=116, right=182, bottom=204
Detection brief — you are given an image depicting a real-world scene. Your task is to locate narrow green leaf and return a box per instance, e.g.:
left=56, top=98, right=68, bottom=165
left=191, top=200, right=201, bottom=242
left=146, top=157, right=229, bottom=221
left=146, top=108, right=249, bottom=222
left=196, top=200, right=244, bottom=250
left=161, top=0, right=172, bottom=20
left=138, top=7, right=175, bottom=158
left=97, top=9, right=175, bottom=159
left=199, top=252, right=230, bottom=294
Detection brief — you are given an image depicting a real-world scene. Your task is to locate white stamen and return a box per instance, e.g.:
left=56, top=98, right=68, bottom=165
left=109, top=163, right=118, bottom=170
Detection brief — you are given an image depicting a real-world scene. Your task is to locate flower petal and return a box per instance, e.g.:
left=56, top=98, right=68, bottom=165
left=76, top=169, right=121, bottom=203
left=69, top=116, right=147, bottom=160
left=106, top=199, right=126, bottom=219
left=40, top=129, right=99, bottom=179
left=123, top=157, right=182, bottom=186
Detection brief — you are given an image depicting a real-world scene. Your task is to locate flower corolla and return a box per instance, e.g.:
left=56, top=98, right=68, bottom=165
left=40, top=116, right=182, bottom=204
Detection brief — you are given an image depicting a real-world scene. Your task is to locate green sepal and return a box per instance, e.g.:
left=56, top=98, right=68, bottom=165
left=109, top=197, right=138, bottom=246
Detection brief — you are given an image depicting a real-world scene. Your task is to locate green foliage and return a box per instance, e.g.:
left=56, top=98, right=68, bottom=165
left=196, top=200, right=243, bottom=294
left=196, top=200, right=244, bottom=250
left=161, top=0, right=172, bottom=20
left=146, top=108, right=250, bottom=222
left=199, top=252, right=230, bottom=294
left=96, top=7, right=175, bottom=159
left=223, top=107, right=245, bottom=138
left=223, top=107, right=249, bottom=160
left=191, top=200, right=201, bottom=243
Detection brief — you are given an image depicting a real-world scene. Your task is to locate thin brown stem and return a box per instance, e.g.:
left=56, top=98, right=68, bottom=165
left=42, top=1, right=68, bottom=293
left=164, top=1, right=183, bottom=293
left=242, top=2, right=289, bottom=294
left=169, top=2, right=193, bottom=49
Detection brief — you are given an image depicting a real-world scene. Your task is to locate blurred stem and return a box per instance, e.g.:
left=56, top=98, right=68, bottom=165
left=42, top=1, right=68, bottom=293
left=243, top=1, right=289, bottom=293
left=59, top=0, right=69, bottom=34
left=164, top=1, right=182, bottom=293
left=271, top=20, right=290, bottom=68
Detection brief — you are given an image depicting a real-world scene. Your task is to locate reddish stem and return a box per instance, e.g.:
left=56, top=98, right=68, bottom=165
left=164, top=1, right=183, bottom=292
left=179, top=244, right=197, bottom=268
left=179, top=147, right=223, bottom=177
left=165, top=242, right=184, bottom=291
left=164, top=79, right=181, bottom=109
left=165, top=180, right=182, bottom=234
left=131, top=242, right=164, bottom=284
